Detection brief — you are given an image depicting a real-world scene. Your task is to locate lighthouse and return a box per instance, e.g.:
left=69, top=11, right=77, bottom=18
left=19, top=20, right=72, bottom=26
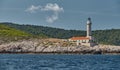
left=69, top=17, right=96, bottom=47
left=87, top=17, right=92, bottom=37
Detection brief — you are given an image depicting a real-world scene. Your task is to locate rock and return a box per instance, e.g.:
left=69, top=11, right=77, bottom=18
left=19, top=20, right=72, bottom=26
left=0, top=39, right=120, bottom=54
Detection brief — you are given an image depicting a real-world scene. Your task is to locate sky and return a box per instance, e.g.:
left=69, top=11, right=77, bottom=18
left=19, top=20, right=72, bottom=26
left=0, top=0, right=120, bottom=30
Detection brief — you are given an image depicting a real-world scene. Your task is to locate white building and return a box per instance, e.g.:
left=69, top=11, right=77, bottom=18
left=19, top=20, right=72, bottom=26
left=69, top=18, right=96, bottom=47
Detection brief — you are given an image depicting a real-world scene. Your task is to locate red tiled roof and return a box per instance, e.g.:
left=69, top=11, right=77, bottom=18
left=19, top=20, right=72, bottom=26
left=69, top=37, right=90, bottom=40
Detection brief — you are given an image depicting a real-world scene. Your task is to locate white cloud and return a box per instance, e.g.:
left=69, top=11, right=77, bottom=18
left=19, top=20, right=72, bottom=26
left=25, top=3, right=64, bottom=23
left=41, top=3, right=64, bottom=13
left=25, top=5, right=41, bottom=13
left=41, top=3, right=63, bottom=23
left=46, top=14, right=58, bottom=23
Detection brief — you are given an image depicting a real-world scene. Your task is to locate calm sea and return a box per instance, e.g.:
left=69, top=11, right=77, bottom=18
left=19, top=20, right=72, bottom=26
left=0, top=54, right=120, bottom=70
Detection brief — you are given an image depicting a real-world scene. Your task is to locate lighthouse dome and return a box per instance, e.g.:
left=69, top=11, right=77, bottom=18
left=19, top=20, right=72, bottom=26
left=87, top=17, right=92, bottom=24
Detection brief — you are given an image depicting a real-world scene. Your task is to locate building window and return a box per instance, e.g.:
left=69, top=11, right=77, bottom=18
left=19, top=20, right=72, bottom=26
left=82, top=40, right=86, bottom=43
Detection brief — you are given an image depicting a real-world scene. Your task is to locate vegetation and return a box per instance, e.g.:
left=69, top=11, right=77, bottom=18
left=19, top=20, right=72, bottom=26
left=93, top=29, right=120, bottom=45
left=0, top=24, right=44, bottom=44
left=0, top=22, right=120, bottom=46
left=1, top=22, right=86, bottom=39
left=0, top=24, right=33, bottom=43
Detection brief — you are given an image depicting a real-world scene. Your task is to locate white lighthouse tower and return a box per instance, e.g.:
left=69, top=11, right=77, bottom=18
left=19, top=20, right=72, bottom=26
left=87, top=17, right=92, bottom=37
left=86, top=17, right=96, bottom=46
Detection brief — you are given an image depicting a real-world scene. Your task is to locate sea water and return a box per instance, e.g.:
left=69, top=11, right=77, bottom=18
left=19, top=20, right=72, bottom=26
left=0, top=54, right=120, bottom=70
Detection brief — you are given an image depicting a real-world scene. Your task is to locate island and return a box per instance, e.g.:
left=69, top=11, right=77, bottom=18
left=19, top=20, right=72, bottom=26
left=0, top=18, right=120, bottom=54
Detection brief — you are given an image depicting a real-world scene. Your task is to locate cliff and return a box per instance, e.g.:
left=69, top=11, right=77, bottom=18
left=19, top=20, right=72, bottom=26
left=0, top=39, right=120, bottom=54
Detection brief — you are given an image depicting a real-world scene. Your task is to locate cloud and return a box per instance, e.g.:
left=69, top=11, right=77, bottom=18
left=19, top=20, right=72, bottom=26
left=25, top=3, right=64, bottom=23
left=25, top=5, right=41, bottom=13
left=41, top=3, right=63, bottom=23
left=46, top=14, right=58, bottom=23
left=41, top=3, right=64, bottom=13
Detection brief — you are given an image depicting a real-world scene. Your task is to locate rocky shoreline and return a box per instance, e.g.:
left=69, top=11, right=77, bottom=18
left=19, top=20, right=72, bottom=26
left=0, top=39, right=120, bottom=54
